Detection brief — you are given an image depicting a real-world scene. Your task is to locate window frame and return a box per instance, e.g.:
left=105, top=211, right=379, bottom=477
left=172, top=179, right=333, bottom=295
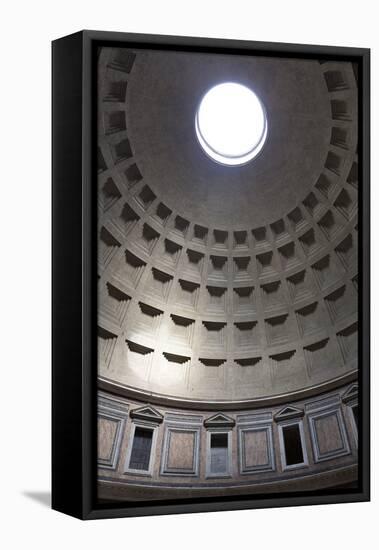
left=277, top=418, right=309, bottom=471
left=124, top=420, right=159, bottom=476
left=205, top=428, right=233, bottom=478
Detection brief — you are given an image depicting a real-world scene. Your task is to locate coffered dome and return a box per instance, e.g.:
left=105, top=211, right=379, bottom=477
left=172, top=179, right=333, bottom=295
left=97, top=47, right=358, bottom=408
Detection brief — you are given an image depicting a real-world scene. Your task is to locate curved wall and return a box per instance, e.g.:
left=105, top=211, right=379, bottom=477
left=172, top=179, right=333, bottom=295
left=98, top=383, right=358, bottom=501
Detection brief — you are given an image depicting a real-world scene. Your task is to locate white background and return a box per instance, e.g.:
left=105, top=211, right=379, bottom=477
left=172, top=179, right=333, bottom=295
left=0, top=1, right=376, bottom=548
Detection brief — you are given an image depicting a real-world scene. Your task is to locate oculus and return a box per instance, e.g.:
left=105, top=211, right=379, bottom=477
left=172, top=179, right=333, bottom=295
left=195, top=82, right=268, bottom=166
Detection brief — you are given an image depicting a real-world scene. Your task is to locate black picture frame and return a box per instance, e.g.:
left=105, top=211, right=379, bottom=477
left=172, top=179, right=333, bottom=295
left=52, top=30, right=370, bottom=520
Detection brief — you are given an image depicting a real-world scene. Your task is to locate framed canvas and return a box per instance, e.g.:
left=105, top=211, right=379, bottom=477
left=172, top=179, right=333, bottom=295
left=52, top=30, right=370, bottom=520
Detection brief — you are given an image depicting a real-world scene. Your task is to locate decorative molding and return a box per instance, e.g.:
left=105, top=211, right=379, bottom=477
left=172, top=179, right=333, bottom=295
left=164, top=413, right=203, bottom=425
left=236, top=412, right=272, bottom=424
left=98, top=392, right=129, bottom=413
left=129, top=404, right=163, bottom=424
left=99, top=464, right=359, bottom=495
left=160, top=425, right=201, bottom=476
left=98, top=371, right=357, bottom=411
left=238, top=424, right=276, bottom=474
left=308, top=407, right=351, bottom=463
left=305, top=393, right=341, bottom=413
left=274, top=406, right=304, bottom=422
left=341, top=383, right=358, bottom=404
left=204, top=413, right=235, bottom=429
left=97, top=399, right=128, bottom=470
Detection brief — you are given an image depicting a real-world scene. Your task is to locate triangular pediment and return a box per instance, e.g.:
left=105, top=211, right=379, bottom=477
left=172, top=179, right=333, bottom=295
left=130, top=404, right=163, bottom=424
left=274, top=406, right=304, bottom=422
left=204, top=413, right=235, bottom=428
left=342, top=383, right=358, bottom=404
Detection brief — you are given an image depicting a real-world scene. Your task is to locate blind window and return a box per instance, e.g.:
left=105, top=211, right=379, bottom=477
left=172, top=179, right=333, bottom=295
left=129, top=427, right=153, bottom=471
left=210, top=433, right=228, bottom=474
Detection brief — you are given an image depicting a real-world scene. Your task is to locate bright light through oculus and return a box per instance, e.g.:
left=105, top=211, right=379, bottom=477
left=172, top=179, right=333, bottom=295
left=195, top=82, right=267, bottom=166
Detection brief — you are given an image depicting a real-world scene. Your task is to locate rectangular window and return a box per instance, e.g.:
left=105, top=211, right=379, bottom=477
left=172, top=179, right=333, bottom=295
left=210, top=433, right=228, bottom=474
left=129, top=427, right=153, bottom=471
left=282, top=424, right=304, bottom=466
